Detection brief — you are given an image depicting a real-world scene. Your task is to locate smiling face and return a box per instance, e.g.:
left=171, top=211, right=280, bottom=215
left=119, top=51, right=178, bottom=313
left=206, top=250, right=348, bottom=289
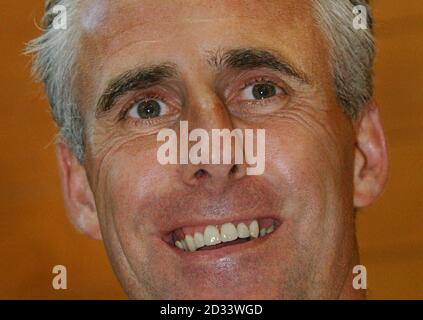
left=56, top=0, right=388, bottom=299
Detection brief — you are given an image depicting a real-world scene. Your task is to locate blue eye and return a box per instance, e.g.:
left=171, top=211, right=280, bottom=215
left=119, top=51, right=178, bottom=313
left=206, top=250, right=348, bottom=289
left=242, top=83, right=282, bottom=100
left=128, top=99, right=169, bottom=119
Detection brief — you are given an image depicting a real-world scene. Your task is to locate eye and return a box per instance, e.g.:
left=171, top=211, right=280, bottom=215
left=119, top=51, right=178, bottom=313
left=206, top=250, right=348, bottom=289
left=127, top=98, right=169, bottom=119
left=241, top=82, right=283, bottom=100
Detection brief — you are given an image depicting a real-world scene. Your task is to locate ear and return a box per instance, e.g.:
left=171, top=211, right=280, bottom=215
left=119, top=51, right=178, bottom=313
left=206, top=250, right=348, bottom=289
left=56, top=140, right=102, bottom=240
left=353, top=103, right=389, bottom=208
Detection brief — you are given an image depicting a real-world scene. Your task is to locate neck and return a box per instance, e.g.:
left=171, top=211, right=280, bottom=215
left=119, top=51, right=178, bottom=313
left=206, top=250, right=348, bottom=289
left=338, top=247, right=367, bottom=300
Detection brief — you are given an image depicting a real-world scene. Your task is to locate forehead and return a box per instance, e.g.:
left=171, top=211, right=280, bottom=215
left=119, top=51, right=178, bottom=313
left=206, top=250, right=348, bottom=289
left=79, top=0, right=312, bottom=34
left=76, top=0, right=328, bottom=108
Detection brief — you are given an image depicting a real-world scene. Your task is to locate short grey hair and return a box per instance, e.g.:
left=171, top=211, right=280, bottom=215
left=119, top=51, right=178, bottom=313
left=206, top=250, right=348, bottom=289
left=26, top=0, right=374, bottom=161
left=26, top=0, right=84, bottom=159
left=314, top=0, right=374, bottom=118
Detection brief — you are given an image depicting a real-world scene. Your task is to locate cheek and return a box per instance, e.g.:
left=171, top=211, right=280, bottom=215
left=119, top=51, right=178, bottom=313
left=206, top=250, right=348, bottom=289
left=264, top=119, right=355, bottom=222
left=90, top=138, right=173, bottom=288
left=262, top=118, right=356, bottom=282
left=92, top=137, right=168, bottom=233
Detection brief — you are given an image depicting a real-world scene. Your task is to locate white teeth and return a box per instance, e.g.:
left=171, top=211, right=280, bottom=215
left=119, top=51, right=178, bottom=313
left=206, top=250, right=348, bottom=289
left=185, top=235, right=196, bottom=252
left=194, top=232, right=205, bottom=248
left=174, top=219, right=275, bottom=251
left=249, top=220, right=259, bottom=238
left=204, top=225, right=221, bottom=246
left=175, top=241, right=184, bottom=250
left=180, top=239, right=188, bottom=251
left=220, top=223, right=238, bottom=242
left=237, top=222, right=250, bottom=238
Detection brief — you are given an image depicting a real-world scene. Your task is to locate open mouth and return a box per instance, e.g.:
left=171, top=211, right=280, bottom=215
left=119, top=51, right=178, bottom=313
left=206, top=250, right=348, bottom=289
left=166, top=218, right=280, bottom=252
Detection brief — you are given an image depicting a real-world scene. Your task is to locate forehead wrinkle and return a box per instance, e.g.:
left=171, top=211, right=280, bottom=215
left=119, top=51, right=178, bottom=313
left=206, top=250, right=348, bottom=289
left=79, top=0, right=309, bottom=43
left=78, top=0, right=313, bottom=63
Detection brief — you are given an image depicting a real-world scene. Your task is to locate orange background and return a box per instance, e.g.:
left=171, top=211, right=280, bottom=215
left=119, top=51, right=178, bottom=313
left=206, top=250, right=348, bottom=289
left=0, top=1, right=422, bottom=299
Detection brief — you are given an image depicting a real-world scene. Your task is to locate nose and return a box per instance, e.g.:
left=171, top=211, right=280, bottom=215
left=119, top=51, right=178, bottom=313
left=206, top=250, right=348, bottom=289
left=182, top=160, right=246, bottom=192
left=180, top=98, right=247, bottom=192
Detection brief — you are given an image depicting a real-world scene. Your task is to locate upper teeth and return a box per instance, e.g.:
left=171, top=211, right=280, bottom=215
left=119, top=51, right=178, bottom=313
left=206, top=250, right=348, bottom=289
left=174, top=220, right=275, bottom=252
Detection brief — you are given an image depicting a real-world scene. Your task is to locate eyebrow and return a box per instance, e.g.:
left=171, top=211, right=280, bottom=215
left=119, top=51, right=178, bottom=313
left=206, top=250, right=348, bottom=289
left=96, top=64, right=177, bottom=116
left=209, top=47, right=310, bottom=84
left=96, top=48, right=309, bottom=116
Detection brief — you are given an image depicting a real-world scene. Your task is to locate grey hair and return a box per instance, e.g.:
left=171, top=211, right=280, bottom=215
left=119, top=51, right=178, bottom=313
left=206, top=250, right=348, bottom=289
left=313, top=0, right=374, bottom=119
left=26, top=0, right=84, bottom=160
left=26, top=0, right=374, bottom=161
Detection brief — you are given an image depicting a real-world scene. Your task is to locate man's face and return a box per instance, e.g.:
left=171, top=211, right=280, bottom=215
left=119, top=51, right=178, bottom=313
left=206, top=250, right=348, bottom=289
left=73, top=0, right=361, bottom=299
